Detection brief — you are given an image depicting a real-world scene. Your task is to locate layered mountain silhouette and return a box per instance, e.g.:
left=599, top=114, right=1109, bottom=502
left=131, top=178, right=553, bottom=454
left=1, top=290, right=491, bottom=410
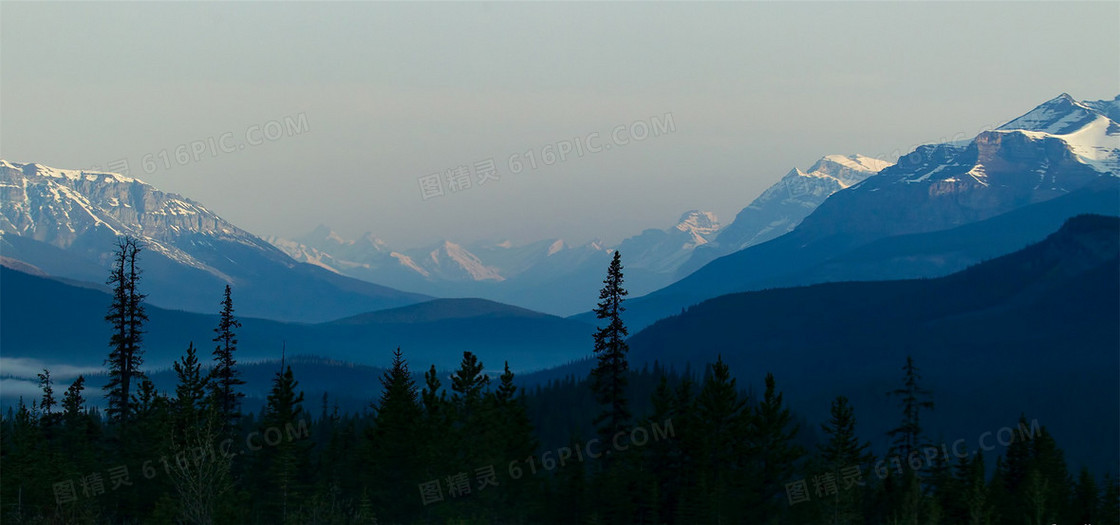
left=575, top=214, right=1120, bottom=472
left=606, top=93, right=1119, bottom=331
left=0, top=264, right=592, bottom=372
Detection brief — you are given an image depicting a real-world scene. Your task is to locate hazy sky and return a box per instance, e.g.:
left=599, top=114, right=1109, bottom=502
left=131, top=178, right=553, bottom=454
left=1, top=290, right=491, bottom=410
left=3, top=2, right=1117, bottom=249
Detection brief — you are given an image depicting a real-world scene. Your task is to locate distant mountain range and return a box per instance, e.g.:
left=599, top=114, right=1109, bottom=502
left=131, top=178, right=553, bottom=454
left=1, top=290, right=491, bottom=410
left=265, top=153, right=890, bottom=315
left=0, top=160, right=428, bottom=322
left=264, top=211, right=722, bottom=315
left=605, top=93, right=1120, bottom=331
left=0, top=264, right=594, bottom=373
left=2, top=92, right=1115, bottom=378
left=0, top=149, right=894, bottom=320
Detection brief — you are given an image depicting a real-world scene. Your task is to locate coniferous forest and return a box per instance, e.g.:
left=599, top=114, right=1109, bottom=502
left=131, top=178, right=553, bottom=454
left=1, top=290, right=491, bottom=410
left=5, top=3, right=1119, bottom=523
left=2, top=237, right=1117, bottom=524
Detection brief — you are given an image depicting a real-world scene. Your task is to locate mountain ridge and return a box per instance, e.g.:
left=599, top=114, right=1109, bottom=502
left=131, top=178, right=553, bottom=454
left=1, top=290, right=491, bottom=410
left=0, top=160, right=430, bottom=322
left=610, top=93, right=1119, bottom=331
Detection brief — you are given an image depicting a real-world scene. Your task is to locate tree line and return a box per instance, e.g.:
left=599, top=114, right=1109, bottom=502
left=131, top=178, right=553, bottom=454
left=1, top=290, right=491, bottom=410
left=1, top=239, right=1117, bottom=524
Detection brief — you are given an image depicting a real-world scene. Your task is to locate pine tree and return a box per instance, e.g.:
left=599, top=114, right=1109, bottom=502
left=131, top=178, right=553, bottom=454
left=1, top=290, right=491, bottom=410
left=36, top=369, right=57, bottom=417
left=958, top=451, right=991, bottom=525
left=1099, top=474, right=1119, bottom=525
left=366, top=348, right=423, bottom=522
left=1071, top=467, right=1099, bottom=524
left=419, top=364, right=450, bottom=457
left=818, top=396, right=872, bottom=525
left=988, top=456, right=1012, bottom=523
left=210, top=285, right=244, bottom=430
left=590, top=250, right=631, bottom=447
left=886, top=356, right=934, bottom=462
left=495, top=361, right=518, bottom=404
left=58, top=375, right=102, bottom=500
left=124, top=377, right=171, bottom=519
left=671, top=376, right=705, bottom=523
left=172, top=342, right=210, bottom=432
left=555, top=433, right=589, bottom=524
left=450, top=350, right=489, bottom=408
left=748, top=372, right=804, bottom=523
left=31, top=369, right=69, bottom=520
left=167, top=343, right=233, bottom=525
left=257, top=364, right=310, bottom=523
left=819, top=396, right=871, bottom=467
left=1028, top=425, right=1071, bottom=523
left=995, top=417, right=1070, bottom=524
left=61, top=376, right=87, bottom=421
left=927, top=442, right=954, bottom=523
left=450, top=351, right=490, bottom=466
left=882, top=356, right=936, bottom=524
left=418, top=363, right=451, bottom=479
left=422, top=364, right=448, bottom=417
left=104, top=235, right=148, bottom=423
left=4, top=399, right=48, bottom=515
left=485, top=361, right=538, bottom=522
left=694, top=355, right=749, bottom=522
left=642, top=376, right=677, bottom=523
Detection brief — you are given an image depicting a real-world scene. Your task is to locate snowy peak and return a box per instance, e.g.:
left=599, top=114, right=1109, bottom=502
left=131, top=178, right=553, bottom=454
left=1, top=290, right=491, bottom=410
left=893, top=93, right=1120, bottom=178
left=999, top=93, right=1117, bottom=136
left=784, top=153, right=889, bottom=184
left=428, top=240, right=504, bottom=281
left=1, top=159, right=429, bottom=321
left=359, top=233, right=390, bottom=250
left=815, top=154, right=893, bottom=183
left=0, top=159, right=269, bottom=275
left=547, top=239, right=566, bottom=256
left=676, top=152, right=889, bottom=276
left=758, top=153, right=890, bottom=207
left=989, top=116, right=1118, bottom=175
left=674, top=210, right=720, bottom=248
left=795, top=94, right=1119, bottom=243
left=676, top=210, right=719, bottom=231
left=616, top=210, right=721, bottom=275
left=3, top=159, right=141, bottom=185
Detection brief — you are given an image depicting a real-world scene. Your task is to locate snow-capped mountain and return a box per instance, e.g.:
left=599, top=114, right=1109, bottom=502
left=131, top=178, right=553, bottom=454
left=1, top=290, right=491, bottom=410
left=0, top=160, right=267, bottom=273
left=797, top=94, right=1117, bottom=240
left=675, top=210, right=721, bottom=247
left=0, top=160, right=427, bottom=322
left=618, top=210, right=721, bottom=275
left=268, top=228, right=550, bottom=285
left=612, top=93, right=1119, bottom=332
left=679, top=154, right=889, bottom=276
left=263, top=225, right=433, bottom=284
left=266, top=210, right=721, bottom=315
left=996, top=93, right=1119, bottom=173
left=423, top=241, right=505, bottom=281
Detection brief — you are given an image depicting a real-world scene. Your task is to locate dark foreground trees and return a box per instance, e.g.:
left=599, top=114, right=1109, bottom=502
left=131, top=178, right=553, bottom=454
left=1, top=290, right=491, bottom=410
left=210, top=285, right=245, bottom=432
left=4, top=349, right=1116, bottom=524
left=104, top=236, right=148, bottom=424
left=1, top=240, right=1115, bottom=523
left=591, top=250, right=632, bottom=447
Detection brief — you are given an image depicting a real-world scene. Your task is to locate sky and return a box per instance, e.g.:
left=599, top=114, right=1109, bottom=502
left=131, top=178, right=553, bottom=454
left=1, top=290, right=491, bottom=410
left=2, top=1, right=1117, bottom=249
